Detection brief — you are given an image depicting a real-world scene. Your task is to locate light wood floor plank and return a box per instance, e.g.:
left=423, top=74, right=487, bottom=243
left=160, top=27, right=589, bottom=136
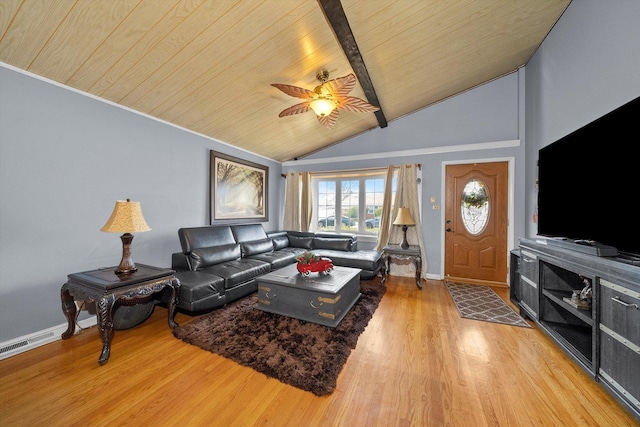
left=0, top=277, right=637, bottom=426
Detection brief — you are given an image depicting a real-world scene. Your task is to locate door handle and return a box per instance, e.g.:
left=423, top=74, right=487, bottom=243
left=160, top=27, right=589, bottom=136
left=446, top=228, right=452, bottom=232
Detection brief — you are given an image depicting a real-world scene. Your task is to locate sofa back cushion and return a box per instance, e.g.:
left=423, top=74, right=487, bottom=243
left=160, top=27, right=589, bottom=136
left=178, top=226, right=235, bottom=253
left=241, top=238, right=274, bottom=257
left=288, top=235, right=314, bottom=249
left=231, top=224, right=268, bottom=243
left=271, top=234, right=289, bottom=250
left=189, top=244, right=241, bottom=270
left=313, top=237, right=353, bottom=252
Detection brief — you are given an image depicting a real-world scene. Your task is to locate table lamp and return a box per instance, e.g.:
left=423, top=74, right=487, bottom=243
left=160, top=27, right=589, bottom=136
left=101, top=199, right=151, bottom=275
left=393, top=207, right=415, bottom=249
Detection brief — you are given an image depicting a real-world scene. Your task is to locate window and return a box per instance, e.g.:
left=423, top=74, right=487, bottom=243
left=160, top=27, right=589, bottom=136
left=461, top=178, right=489, bottom=235
left=313, top=170, right=396, bottom=234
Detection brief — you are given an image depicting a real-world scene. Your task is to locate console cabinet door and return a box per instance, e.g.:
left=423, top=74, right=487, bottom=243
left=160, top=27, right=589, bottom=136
left=519, top=250, right=539, bottom=319
left=599, top=278, right=640, bottom=415
left=509, top=250, right=521, bottom=305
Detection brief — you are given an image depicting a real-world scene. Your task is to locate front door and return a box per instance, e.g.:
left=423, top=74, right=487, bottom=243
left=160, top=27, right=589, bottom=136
left=444, top=162, right=508, bottom=286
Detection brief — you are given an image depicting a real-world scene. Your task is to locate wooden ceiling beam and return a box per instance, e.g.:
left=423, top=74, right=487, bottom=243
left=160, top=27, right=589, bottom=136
left=318, top=0, right=388, bottom=128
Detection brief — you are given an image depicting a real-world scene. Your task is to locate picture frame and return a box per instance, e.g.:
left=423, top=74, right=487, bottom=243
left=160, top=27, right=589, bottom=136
left=210, top=150, right=268, bottom=224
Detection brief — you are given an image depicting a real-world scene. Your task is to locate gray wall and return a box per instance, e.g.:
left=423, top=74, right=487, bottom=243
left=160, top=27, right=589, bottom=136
left=524, top=0, right=640, bottom=238
left=284, top=71, right=526, bottom=278
left=0, top=66, right=282, bottom=343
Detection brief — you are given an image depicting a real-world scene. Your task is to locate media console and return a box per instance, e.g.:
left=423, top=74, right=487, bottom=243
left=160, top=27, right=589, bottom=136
left=510, top=238, right=640, bottom=421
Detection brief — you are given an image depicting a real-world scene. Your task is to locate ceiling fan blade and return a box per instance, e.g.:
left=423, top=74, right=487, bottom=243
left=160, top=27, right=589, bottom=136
left=317, top=109, right=339, bottom=128
left=278, top=102, right=311, bottom=117
left=271, top=83, right=315, bottom=100
left=322, top=73, right=356, bottom=98
left=336, top=96, right=380, bottom=113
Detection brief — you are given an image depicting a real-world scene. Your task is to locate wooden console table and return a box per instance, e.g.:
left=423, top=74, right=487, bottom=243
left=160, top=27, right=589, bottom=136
left=382, top=244, right=422, bottom=289
left=60, top=264, right=180, bottom=365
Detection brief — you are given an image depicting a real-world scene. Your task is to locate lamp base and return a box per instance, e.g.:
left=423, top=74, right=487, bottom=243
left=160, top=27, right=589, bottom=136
left=115, top=233, right=138, bottom=276
left=400, top=225, right=409, bottom=249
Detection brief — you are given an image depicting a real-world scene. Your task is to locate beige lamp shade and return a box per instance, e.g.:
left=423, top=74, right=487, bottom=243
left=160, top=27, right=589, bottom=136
left=101, top=199, right=151, bottom=233
left=393, top=207, right=415, bottom=226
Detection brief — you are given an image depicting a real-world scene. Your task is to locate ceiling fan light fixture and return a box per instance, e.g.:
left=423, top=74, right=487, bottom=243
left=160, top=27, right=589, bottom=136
left=309, top=98, right=336, bottom=117
left=272, top=72, right=378, bottom=128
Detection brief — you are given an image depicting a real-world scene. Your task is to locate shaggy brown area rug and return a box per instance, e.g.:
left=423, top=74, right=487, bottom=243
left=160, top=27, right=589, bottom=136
left=173, top=278, right=385, bottom=396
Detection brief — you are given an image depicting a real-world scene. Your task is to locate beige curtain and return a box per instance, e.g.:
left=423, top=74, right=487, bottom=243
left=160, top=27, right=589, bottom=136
left=388, top=164, right=427, bottom=277
left=282, top=173, right=300, bottom=230
left=374, top=165, right=395, bottom=251
left=283, top=172, right=311, bottom=231
left=300, top=172, right=312, bottom=231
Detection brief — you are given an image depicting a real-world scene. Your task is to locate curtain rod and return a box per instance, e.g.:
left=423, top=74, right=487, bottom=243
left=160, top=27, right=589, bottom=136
left=281, top=163, right=421, bottom=178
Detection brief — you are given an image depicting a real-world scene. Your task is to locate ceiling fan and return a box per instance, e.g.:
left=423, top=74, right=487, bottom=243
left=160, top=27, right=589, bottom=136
left=271, top=71, right=379, bottom=129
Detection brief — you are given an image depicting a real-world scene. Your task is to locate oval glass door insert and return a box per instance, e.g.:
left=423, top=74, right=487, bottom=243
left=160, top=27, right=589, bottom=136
left=461, top=178, right=489, bottom=235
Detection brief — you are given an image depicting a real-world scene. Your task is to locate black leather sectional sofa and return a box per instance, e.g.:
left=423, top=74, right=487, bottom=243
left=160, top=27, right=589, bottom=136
left=171, top=224, right=384, bottom=314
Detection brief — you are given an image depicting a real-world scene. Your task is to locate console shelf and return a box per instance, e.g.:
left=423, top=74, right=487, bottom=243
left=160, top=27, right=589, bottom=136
left=512, top=238, right=640, bottom=421
left=539, top=320, right=592, bottom=366
left=541, top=289, right=593, bottom=326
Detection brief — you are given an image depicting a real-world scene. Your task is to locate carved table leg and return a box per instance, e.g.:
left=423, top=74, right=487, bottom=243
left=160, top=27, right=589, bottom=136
left=96, top=296, right=115, bottom=365
left=381, top=256, right=388, bottom=284
left=60, top=284, right=77, bottom=339
left=415, top=256, right=423, bottom=290
left=166, top=279, right=179, bottom=329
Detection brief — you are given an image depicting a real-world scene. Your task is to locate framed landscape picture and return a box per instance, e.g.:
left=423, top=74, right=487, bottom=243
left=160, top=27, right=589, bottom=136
left=210, top=150, right=268, bottom=224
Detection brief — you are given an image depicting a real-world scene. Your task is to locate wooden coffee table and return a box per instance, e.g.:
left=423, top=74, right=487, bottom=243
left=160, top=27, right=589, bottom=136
left=256, top=263, right=361, bottom=327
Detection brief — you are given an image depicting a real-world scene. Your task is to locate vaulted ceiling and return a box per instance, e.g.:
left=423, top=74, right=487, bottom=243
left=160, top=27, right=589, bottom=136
left=0, top=0, right=570, bottom=162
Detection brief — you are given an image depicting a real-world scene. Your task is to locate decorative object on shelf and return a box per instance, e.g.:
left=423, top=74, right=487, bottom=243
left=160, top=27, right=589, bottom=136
left=100, top=199, right=151, bottom=275
left=296, top=251, right=334, bottom=276
left=563, top=277, right=593, bottom=310
left=393, top=207, right=415, bottom=249
left=271, top=71, right=379, bottom=129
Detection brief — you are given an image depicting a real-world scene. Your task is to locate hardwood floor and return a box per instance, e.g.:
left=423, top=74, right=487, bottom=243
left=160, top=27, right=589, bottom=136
left=1, top=277, right=637, bottom=426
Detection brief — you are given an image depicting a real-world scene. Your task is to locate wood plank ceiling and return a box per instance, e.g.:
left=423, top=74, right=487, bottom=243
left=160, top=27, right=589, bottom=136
left=0, top=0, right=571, bottom=162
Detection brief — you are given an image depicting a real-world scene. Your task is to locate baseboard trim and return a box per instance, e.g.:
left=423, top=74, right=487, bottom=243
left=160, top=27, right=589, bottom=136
left=0, top=317, right=97, bottom=360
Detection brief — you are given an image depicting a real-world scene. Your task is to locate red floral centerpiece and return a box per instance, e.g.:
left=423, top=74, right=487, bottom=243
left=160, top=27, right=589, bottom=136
left=296, top=251, right=334, bottom=276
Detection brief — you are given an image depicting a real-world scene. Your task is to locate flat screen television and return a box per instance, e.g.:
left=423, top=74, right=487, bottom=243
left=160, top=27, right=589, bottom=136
left=537, top=95, right=640, bottom=260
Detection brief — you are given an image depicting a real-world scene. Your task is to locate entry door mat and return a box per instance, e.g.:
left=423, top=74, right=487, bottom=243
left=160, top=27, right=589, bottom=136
left=445, top=282, right=531, bottom=328
left=173, top=279, right=386, bottom=396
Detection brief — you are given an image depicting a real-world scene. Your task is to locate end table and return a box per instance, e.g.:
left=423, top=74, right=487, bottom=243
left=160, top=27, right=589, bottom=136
left=382, top=244, right=423, bottom=289
left=60, top=264, right=180, bottom=365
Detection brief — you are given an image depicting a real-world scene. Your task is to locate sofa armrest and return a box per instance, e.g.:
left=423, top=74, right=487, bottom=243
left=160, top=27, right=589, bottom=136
left=172, top=252, right=192, bottom=271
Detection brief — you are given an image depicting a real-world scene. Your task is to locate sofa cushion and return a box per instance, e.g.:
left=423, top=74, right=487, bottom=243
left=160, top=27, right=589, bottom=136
left=203, top=258, right=270, bottom=288
left=241, top=238, right=274, bottom=257
left=271, top=235, right=290, bottom=250
left=288, top=235, right=314, bottom=249
left=313, top=237, right=352, bottom=252
left=190, top=244, right=241, bottom=270
left=232, top=224, right=269, bottom=243
left=174, top=270, right=225, bottom=301
left=248, top=251, right=296, bottom=269
left=179, top=226, right=235, bottom=253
